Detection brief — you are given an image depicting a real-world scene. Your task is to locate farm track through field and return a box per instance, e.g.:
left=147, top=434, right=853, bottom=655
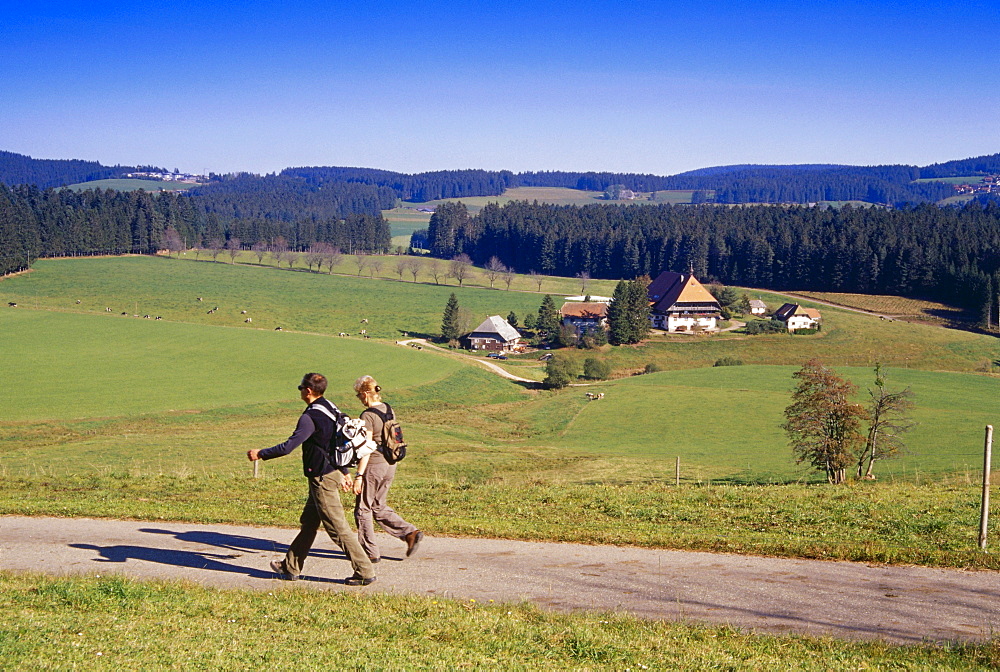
left=4, top=515, right=998, bottom=645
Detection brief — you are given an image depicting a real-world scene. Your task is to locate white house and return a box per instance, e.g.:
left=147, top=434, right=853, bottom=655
left=773, top=303, right=822, bottom=331
left=748, top=299, right=768, bottom=316
left=647, top=271, right=722, bottom=333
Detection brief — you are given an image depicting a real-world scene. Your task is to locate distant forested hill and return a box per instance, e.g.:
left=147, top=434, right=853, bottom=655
left=0, top=150, right=144, bottom=189
left=4, top=148, right=999, bottom=209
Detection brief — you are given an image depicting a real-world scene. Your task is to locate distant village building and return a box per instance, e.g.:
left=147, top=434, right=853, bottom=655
left=560, top=301, right=609, bottom=335
left=647, top=271, right=722, bottom=332
left=461, top=315, right=523, bottom=351
left=773, top=303, right=822, bottom=331
left=748, top=299, right=768, bottom=316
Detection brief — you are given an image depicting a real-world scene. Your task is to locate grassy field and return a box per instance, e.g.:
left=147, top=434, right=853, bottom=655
left=65, top=179, right=202, bottom=192
left=4, top=573, right=995, bottom=670
left=4, top=256, right=1000, bottom=661
left=2, top=256, right=1000, bottom=571
left=793, top=291, right=976, bottom=326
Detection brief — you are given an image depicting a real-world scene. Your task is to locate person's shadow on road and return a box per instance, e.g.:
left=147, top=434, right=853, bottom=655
left=69, top=528, right=349, bottom=583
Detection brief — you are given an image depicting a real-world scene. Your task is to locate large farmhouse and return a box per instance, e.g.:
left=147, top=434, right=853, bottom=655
left=461, top=315, right=523, bottom=351
left=773, top=303, right=822, bottom=331
left=560, top=301, right=609, bottom=335
left=647, top=271, right=722, bottom=332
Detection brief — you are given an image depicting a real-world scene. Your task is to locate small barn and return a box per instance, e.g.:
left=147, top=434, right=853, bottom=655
left=462, top=315, right=523, bottom=352
left=748, top=299, right=768, bottom=316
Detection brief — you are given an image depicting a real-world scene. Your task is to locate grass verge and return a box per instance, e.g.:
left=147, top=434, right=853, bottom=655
left=2, top=474, right=997, bottom=570
left=2, top=572, right=997, bottom=669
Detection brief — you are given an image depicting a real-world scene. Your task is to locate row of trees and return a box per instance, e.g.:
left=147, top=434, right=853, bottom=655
left=0, top=184, right=392, bottom=276
left=426, top=200, right=1000, bottom=316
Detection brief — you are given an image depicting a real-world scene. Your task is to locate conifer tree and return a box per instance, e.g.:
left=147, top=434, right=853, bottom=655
left=441, top=293, right=460, bottom=341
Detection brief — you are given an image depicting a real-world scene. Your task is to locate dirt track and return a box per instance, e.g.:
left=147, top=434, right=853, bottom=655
left=3, top=515, right=998, bottom=644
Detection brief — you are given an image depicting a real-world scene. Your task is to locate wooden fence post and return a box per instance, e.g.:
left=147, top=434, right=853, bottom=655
left=675, top=456, right=680, bottom=486
left=980, top=425, right=993, bottom=551
left=253, top=460, right=260, bottom=479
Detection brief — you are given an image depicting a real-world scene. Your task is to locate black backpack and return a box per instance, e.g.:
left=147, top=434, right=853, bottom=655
left=366, top=403, right=407, bottom=464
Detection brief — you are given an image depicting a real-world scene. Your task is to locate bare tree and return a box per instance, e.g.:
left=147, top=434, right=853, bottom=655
left=225, top=237, right=242, bottom=264
left=502, top=266, right=516, bottom=290
left=271, top=236, right=288, bottom=267
left=323, top=245, right=342, bottom=274
left=208, top=238, right=224, bottom=262
left=576, top=271, right=591, bottom=295
left=394, top=255, right=410, bottom=281
left=484, top=256, right=506, bottom=288
left=353, top=253, right=369, bottom=276
left=529, top=270, right=544, bottom=292
left=285, top=250, right=298, bottom=269
left=449, top=253, right=474, bottom=287
left=252, top=241, right=269, bottom=265
left=368, top=256, right=383, bottom=278
left=163, top=227, right=184, bottom=257
left=858, top=363, right=915, bottom=479
left=428, top=258, right=443, bottom=285
left=407, top=258, right=421, bottom=283
left=305, top=243, right=327, bottom=272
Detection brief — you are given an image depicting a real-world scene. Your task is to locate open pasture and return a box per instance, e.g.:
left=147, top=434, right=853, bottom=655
left=1, top=256, right=575, bottom=339
left=521, top=365, right=999, bottom=481
left=65, top=178, right=201, bottom=192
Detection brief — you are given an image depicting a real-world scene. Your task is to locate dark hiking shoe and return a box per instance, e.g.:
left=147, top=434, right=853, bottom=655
left=404, top=530, right=424, bottom=557
left=270, top=559, right=299, bottom=581
left=345, top=574, right=376, bottom=586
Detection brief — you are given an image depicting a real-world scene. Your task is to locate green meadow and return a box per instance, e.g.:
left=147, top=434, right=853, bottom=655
left=2, top=256, right=1000, bottom=573
left=65, top=179, right=201, bottom=192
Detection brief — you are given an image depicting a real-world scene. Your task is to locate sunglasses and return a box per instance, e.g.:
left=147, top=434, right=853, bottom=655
left=298, top=385, right=308, bottom=391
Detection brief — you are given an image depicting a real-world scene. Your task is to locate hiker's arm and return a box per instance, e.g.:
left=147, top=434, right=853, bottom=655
left=256, top=414, right=315, bottom=460
left=352, top=453, right=372, bottom=494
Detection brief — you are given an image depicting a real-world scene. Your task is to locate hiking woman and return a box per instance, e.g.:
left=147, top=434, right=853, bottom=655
left=352, top=375, right=423, bottom=562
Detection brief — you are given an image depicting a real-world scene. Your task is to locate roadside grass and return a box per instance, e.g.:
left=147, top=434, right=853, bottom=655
left=4, top=573, right=996, bottom=670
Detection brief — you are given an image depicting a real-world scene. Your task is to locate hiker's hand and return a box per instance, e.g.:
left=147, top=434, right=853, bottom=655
left=353, top=479, right=363, bottom=495
left=340, top=474, right=353, bottom=492
left=247, top=449, right=260, bottom=461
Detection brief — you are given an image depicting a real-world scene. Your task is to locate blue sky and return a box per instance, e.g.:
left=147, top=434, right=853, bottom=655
left=2, top=1, right=997, bottom=176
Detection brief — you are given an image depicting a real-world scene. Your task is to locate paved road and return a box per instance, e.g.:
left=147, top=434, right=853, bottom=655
left=3, top=516, right=998, bottom=644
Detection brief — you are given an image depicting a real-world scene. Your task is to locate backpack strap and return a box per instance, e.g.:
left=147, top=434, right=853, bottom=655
left=364, top=403, right=393, bottom=422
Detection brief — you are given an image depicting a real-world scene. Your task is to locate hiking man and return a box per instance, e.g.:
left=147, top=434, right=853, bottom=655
left=247, top=372, right=375, bottom=586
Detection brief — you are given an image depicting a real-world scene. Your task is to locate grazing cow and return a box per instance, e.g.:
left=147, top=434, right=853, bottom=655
left=75, top=300, right=81, bottom=304
left=197, top=297, right=203, bottom=301
left=274, top=326, right=282, bottom=331
left=585, top=392, right=595, bottom=400
left=339, top=332, right=347, bottom=337
left=155, top=316, right=162, bottom=320
left=360, top=319, right=368, bottom=324
left=8, top=302, right=16, bottom=307
left=244, top=317, right=252, bottom=323
left=241, top=310, right=247, bottom=314
left=143, top=315, right=150, bottom=319
left=106, top=307, right=112, bottom=312
left=207, top=309, right=214, bottom=314
left=121, top=312, right=127, bottom=316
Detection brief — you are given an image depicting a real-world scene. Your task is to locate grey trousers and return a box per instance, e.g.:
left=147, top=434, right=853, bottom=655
left=354, top=456, right=417, bottom=559
left=285, top=472, right=374, bottom=579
